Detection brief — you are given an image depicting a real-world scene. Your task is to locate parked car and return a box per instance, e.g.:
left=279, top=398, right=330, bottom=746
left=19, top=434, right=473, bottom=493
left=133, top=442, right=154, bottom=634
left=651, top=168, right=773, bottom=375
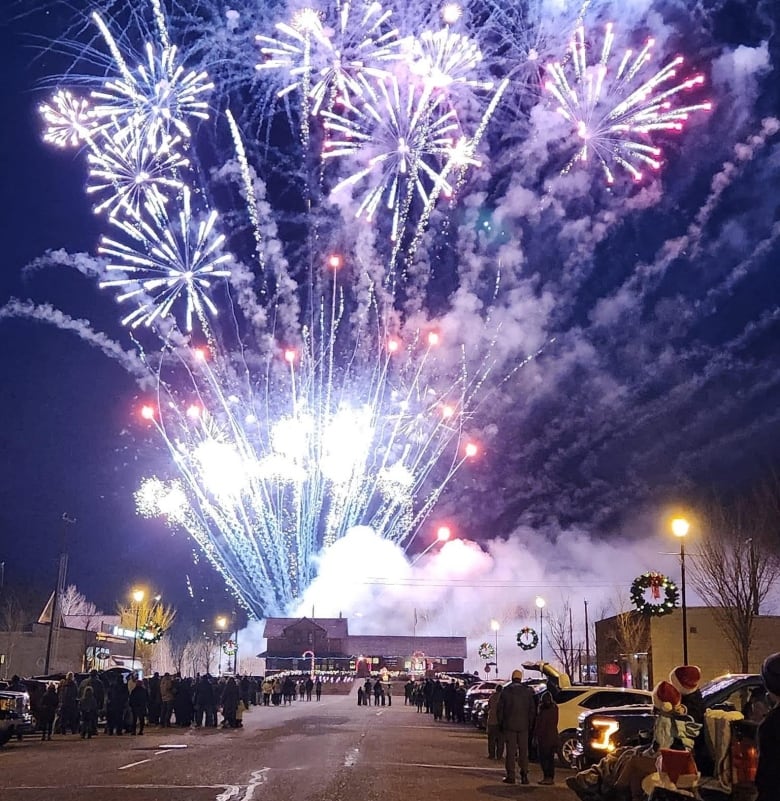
left=464, top=681, right=502, bottom=721
left=574, top=672, right=765, bottom=769
left=0, top=688, right=33, bottom=746
left=521, top=661, right=653, bottom=768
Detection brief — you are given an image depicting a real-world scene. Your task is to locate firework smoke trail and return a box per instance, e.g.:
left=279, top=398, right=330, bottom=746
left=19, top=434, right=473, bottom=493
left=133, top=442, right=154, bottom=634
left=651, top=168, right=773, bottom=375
left=20, top=0, right=719, bottom=618
left=545, top=22, right=711, bottom=183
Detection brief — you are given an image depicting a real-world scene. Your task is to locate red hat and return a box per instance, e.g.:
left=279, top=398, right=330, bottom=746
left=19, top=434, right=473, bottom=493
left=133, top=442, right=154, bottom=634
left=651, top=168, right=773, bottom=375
left=669, top=665, right=701, bottom=696
left=652, top=680, right=682, bottom=713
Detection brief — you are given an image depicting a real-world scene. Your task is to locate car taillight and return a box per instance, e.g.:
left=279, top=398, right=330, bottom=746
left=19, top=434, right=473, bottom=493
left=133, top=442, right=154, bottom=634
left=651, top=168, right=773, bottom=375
left=590, top=718, right=619, bottom=752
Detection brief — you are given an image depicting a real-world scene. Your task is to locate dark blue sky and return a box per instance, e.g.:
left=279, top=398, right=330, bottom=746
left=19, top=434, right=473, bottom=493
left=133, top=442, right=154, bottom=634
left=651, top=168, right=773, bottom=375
left=1, top=0, right=779, bottom=624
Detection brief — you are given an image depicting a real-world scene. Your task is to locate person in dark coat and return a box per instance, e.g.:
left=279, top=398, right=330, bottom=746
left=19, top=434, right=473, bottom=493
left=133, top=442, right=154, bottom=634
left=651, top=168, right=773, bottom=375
left=486, top=685, right=504, bottom=760
left=431, top=680, right=445, bottom=721
left=194, top=674, right=215, bottom=727
left=79, top=686, right=99, bottom=739
left=497, top=668, right=536, bottom=785
left=534, top=691, right=559, bottom=785
left=78, top=671, right=105, bottom=736
left=221, top=677, right=240, bottom=728
left=315, top=677, right=322, bottom=701
left=756, top=652, right=780, bottom=801
left=129, top=679, right=149, bottom=735
left=282, top=676, right=295, bottom=706
left=57, top=672, right=79, bottom=734
left=39, top=683, right=59, bottom=741
left=305, top=676, right=314, bottom=701
left=147, top=672, right=161, bottom=725
left=106, top=675, right=129, bottom=735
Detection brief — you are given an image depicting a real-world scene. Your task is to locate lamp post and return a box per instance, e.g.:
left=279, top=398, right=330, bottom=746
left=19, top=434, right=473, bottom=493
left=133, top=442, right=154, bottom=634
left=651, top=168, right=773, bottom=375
left=490, top=619, right=500, bottom=677
left=216, top=616, right=227, bottom=676
left=671, top=517, right=690, bottom=665
left=131, top=589, right=144, bottom=670
left=535, top=596, right=546, bottom=662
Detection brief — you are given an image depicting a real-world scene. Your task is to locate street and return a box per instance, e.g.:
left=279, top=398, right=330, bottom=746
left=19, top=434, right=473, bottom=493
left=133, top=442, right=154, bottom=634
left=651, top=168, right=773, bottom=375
left=0, top=686, right=575, bottom=801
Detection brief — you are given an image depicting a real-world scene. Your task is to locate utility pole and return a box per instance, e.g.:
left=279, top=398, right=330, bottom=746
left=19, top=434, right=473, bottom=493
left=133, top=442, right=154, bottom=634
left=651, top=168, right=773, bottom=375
left=44, top=514, right=76, bottom=674
left=568, top=604, right=574, bottom=679
left=584, top=599, right=591, bottom=685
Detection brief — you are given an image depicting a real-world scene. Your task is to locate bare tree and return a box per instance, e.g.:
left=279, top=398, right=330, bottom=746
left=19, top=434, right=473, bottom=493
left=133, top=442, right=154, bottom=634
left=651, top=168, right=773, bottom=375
left=546, top=600, right=578, bottom=679
left=118, top=597, right=177, bottom=673
left=689, top=486, right=780, bottom=672
left=0, top=591, right=29, bottom=678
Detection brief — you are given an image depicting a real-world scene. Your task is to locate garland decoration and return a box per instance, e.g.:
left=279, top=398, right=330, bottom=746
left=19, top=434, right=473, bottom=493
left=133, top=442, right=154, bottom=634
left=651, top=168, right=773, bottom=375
left=478, top=642, right=495, bottom=660
left=516, top=627, right=539, bottom=651
left=138, top=620, right=165, bottom=644
left=630, top=571, right=679, bottom=616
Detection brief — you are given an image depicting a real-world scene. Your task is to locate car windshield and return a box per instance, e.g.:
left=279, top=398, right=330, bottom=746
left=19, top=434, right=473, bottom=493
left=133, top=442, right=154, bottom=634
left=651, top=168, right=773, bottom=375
left=700, top=677, right=742, bottom=699
left=556, top=689, right=587, bottom=703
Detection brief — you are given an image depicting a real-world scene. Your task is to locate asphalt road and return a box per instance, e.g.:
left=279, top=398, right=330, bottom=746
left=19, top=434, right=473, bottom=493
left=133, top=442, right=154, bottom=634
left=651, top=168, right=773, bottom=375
left=0, top=687, right=576, bottom=801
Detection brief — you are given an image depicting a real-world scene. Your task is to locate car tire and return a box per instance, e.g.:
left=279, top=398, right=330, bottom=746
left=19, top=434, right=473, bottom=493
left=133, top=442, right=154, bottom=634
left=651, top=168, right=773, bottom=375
left=558, top=730, right=580, bottom=769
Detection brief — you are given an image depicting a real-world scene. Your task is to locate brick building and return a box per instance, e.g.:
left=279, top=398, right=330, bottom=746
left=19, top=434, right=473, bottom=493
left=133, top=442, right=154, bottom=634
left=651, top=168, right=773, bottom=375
left=595, top=607, right=780, bottom=689
left=261, top=616, right=467, bottom=675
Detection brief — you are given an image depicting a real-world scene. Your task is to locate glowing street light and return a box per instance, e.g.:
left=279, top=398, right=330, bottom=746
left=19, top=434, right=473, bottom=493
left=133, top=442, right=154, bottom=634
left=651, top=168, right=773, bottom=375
left=131, top=588, right=145, bottom=669
left=535, top=596, right=546, bottom=662
left=671, top=517, right=690, bottom=664
left=490, top=619, right=500, bottom=677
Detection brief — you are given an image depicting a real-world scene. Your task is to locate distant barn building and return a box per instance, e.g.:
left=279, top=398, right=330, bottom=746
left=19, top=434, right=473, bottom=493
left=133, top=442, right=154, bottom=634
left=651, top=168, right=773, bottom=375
left=260, top=616, right=467, bottom=675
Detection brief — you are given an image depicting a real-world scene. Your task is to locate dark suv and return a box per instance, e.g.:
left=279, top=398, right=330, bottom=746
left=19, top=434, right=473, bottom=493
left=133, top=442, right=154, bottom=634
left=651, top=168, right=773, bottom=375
left=574, top=673, right=765, bottom=768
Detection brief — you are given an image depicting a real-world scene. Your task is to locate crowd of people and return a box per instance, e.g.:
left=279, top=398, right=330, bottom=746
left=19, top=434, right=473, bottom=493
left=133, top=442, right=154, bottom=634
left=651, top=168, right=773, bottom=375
left=15, top=670, right=290, bottom=740
left=401, top=677, right=467, bottom=721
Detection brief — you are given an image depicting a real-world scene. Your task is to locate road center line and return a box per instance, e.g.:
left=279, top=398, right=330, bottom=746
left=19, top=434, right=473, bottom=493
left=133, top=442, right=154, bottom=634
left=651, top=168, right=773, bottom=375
left=118, top=759, right=152, bottom=770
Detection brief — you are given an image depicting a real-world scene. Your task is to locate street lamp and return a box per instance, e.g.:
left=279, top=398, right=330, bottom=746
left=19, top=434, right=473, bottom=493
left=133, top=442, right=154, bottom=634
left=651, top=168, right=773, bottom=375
left=490, top=619, right=500, bottom=677
left=671, top=517, right=690, bottom=665
left=216, top=615, right=227, bottom=676
left=131, top=588, right=144, bottom=670
left=535, top=596, right=546, bottom=662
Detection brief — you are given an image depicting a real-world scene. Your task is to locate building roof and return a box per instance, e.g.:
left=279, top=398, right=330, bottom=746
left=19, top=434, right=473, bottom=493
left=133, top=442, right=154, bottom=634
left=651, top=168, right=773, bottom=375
left=348, top=635, right=467, bottom=658
left=263, top=617, right=349, bottom=639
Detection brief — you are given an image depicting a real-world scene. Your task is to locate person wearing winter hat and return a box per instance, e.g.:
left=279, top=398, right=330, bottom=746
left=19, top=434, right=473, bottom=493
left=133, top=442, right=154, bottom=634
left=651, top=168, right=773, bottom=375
left=497, top=668, right=536, bottom=785
left=669, top=665, right=705, bottom=724
left=652, top=681, right=682, bottom=714
left=756, top=652, right=780, bottom=801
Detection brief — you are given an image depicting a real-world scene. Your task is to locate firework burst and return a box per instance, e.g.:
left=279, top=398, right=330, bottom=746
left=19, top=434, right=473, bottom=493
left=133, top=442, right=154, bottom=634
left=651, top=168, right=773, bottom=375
left=545, top=23, right=711, bottom=183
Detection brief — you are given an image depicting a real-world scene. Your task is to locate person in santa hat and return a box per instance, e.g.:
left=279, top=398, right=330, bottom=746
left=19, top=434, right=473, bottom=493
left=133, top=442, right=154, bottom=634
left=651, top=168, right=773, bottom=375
left=669, top=664, right=704, bottom=724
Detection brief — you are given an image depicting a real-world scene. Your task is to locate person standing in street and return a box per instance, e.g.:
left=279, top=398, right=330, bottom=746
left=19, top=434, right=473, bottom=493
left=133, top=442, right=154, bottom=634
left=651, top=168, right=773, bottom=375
left=534, top=691, right=559, bottom=785
left=129, top=678, right=149, bottom=735
left=315, top=676, right=322, bottom=701
left=486, top=684, right=504, bottom=760
left=497, top=668, right=536, bottom=785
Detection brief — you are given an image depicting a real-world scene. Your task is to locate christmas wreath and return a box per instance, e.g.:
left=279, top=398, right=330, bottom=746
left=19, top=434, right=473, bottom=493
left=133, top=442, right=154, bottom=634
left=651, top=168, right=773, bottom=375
left=516, top=627, right=539, bottom=651
left=138, top=620, right=165, bottom=644
left=478, top=642, right=495, bottom=660
left=222, top=639, right=237, bottom=656
left=631, top=572, right=679, bottom=616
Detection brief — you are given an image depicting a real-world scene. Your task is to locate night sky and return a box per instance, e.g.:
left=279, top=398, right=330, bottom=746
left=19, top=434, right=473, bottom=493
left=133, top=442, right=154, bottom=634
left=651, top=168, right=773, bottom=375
left=1, top=0, right=779, bottom=628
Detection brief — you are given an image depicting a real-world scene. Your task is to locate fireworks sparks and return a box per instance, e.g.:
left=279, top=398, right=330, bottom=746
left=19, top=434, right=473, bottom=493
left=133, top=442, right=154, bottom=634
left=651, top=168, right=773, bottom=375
left=26, top=0, right=714, bottom=617
left=98, top=187, right=231, bottom=331
left=40, top=90, right=94, bottom=148
left=545, top=23, right=711, bottom=183
left=90, top=14, right=214, bottom=149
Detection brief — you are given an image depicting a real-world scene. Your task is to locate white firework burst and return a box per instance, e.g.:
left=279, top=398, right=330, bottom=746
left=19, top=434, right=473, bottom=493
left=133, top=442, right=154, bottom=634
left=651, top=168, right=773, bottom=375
left=322, top=75, right=459, bottom=239
left=98, top=186, right=232, bottom=331
left=256, top=1, right=403, bottom=115
left=40, top=90, right=95, bottom=148
left=90, top=14, right=214, bottom=149
left=86, top=128, right=188, bottom=217
left=407, top=28, right=493, bottom=94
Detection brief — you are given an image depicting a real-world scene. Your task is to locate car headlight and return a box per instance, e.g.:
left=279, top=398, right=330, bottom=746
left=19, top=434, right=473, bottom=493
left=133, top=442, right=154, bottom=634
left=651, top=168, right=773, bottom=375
left=590, top=718, right=619, bottom=752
